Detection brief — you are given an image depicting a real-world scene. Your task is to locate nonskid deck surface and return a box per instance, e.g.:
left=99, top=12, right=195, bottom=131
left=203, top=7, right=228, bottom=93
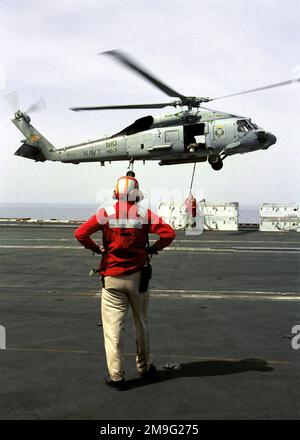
left=0, top=226, right=299, bottom=420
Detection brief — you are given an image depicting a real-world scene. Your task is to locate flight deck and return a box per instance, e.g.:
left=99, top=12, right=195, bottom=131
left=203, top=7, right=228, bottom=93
left=0, top=225, right=299, bottom=420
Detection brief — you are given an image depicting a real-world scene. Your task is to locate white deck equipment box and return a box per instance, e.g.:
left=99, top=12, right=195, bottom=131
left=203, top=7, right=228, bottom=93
left=200, top=202, right=239, bottom=231
left=158, top=201, right=239, bottom=231
left=260, top=203, right=300, bottom=232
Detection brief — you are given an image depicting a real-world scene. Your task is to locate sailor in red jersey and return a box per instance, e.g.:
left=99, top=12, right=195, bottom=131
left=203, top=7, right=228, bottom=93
left=74, top=172, right=176, bottom=389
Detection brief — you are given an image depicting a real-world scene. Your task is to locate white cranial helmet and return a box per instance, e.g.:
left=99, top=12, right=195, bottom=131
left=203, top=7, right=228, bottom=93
left=113, top=175, right=143, bottom=201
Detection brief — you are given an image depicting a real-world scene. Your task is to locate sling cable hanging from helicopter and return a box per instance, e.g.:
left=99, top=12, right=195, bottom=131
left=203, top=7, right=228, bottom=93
left=189, top=162, right=197, bottom=197
left=184, top=162, right=197, bottom=219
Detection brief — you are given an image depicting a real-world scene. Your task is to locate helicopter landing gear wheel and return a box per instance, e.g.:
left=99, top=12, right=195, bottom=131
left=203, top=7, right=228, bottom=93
left=209, top=154, right=223, bottom=171
left=211, top=160, right=223, bottom=171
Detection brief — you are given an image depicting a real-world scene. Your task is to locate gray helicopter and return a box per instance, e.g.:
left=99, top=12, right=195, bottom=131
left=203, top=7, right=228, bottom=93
left=12, top=50, right=298, bottom=171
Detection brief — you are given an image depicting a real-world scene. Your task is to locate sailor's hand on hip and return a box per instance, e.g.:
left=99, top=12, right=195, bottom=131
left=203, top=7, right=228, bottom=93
left=93, top=245, right=106, bottom=255
left=145, top=245, right=158, bottom=255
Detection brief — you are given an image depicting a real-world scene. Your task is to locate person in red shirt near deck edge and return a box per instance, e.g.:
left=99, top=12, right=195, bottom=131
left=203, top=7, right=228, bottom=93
left=74, top=173, right=176, bottom=390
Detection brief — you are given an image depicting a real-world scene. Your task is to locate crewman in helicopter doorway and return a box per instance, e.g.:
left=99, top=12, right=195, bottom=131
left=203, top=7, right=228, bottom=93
left=74, top=172, right=176, bottom=390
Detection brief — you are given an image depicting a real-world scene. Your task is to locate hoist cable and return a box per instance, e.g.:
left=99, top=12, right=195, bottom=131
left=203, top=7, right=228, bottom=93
left=189, top=163, right=196, bottom=196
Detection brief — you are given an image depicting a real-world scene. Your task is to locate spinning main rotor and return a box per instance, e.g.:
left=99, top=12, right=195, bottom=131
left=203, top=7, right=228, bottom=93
left=70, top=50, right=300, bottom=113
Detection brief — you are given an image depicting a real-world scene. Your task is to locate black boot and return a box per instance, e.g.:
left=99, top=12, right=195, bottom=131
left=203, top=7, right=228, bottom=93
left=105, top=377, right=127, bottom=391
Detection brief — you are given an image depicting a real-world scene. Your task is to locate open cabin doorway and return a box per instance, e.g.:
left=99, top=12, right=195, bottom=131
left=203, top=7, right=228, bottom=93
left=184, top=123, right=206, bottom=151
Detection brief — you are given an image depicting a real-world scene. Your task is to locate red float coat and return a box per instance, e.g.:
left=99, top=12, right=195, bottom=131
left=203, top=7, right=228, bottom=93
left=74, top=201, right=176, bottom=276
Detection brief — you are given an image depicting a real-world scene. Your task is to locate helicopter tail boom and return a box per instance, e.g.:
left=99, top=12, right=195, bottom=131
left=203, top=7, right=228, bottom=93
left=12, top=112, right=58, bottom=162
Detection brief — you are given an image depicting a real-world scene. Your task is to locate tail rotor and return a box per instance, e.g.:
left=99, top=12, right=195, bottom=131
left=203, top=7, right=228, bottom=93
left=2, top=91, right=46, bottom=123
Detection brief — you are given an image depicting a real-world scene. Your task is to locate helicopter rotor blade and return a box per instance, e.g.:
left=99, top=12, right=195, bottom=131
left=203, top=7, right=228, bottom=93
left=210, top=77, right=300, bottom=101
left=200, top=105, right=242, bottom=118
left=3, top=91, right=19, bottom=110
left=71, top=102, right=173, bottom=111
left=26, top=98, right=46, bottom=114
left=101, top=50, right=184, bottom=98
left=0, top=115, right=13, bottom=132
left=3, top=92, right=46, bottom=114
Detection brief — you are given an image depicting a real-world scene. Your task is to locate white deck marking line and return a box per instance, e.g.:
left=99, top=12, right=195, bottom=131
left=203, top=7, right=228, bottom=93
left=5, top=347, right=290, bottom=365
left=150, top=293, right=300, bottom=301
left=151, top=289, right=300, bottom=295
left=0, top=287, right=299, bottom=301
left=150, top=289, right=300, bottom=301
left=1, top=238, right=300, bottom=244
left=0, top=239, right=71, bottom=242
left=171, top=240, right=300, bottom=244
left=0, top=224, right=76, bottom=229
left=1, top=287, right=298, bottom=295
left=1, top=245, right=300, bottom=254
left=0, top=245, right=82, bottom=249
left=164, top=246, right=300, bottom=253
left=94, top=289, right=300, bottom=301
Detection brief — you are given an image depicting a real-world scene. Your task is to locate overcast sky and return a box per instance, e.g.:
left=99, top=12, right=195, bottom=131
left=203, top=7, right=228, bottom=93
left=0, top=0, right=299, bottom=208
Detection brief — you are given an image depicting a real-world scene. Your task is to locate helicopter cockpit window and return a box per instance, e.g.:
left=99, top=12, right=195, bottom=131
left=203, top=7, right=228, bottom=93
left=237, top=119, right=253, bottom=133
left=250, top=121, right=259, bottom=130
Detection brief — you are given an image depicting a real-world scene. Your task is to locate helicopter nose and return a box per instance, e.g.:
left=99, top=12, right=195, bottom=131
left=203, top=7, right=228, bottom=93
left=268, top=133, right=277, bottom=146
left=256, top=131, right=277, bottom=148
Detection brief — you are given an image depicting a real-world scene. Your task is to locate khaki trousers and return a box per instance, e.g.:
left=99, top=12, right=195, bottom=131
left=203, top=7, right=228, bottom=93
left=101, top=271, right=150, bottom=381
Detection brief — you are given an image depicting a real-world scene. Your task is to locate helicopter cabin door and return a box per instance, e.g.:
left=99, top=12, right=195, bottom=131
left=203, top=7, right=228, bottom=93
left=183, top=123, right=206, bottom=151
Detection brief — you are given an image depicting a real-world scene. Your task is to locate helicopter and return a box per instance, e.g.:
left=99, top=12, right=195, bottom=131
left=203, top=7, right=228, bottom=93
left=12, top=50, right=299, bottom=171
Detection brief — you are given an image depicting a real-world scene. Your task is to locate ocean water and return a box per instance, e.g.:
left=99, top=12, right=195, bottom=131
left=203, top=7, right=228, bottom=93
left=0, top=203, right=98, bottom=221
left=0, top=203, right=260, bottom=223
